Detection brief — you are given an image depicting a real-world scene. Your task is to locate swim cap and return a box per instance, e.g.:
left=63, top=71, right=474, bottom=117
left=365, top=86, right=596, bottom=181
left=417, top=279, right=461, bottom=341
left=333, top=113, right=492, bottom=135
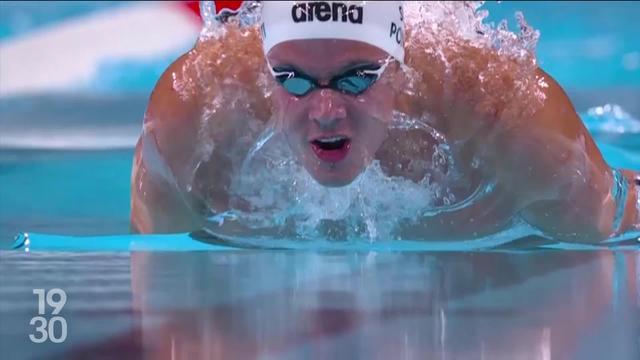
left=261, top=1, right=405, bottom=62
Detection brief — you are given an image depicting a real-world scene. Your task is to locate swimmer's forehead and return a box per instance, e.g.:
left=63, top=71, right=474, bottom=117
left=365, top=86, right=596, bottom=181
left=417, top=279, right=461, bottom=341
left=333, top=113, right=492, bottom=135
left=267, top=39, right=389, bottom=77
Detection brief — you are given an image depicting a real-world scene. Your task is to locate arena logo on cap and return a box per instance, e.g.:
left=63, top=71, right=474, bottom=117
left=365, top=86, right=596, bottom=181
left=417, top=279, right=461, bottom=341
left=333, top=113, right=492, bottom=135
left=291, top=1, right=363, bottom=24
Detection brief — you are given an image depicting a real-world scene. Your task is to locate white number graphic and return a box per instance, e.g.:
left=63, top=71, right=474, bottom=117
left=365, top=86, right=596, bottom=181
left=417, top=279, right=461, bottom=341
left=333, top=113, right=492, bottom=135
left=30, top=288, right=68, bottom=343
left=47, top=288, right=66, bottom=315
left=28, top=316, right=48, bottom=343
left=48, top=316, right=68, bottom=343
left=33, top=289, right=45, bottom=315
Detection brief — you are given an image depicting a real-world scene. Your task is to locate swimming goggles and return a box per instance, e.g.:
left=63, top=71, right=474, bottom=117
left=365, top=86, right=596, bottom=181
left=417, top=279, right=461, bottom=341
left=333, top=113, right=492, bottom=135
left=269, top=58, right=391, bottom=97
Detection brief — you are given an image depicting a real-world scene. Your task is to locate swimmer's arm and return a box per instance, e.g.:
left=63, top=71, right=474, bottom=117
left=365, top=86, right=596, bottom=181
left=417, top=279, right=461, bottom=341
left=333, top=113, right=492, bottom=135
left=130, top=52, right=207, bottom=234
left=499, top=70, right=638, bottom=242
left=130, top=137, right=203, bottom=233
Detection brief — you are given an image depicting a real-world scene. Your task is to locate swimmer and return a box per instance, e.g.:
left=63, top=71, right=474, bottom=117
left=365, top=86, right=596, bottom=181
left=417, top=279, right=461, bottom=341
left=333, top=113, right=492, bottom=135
left=130, top=1, right=639, bottom=243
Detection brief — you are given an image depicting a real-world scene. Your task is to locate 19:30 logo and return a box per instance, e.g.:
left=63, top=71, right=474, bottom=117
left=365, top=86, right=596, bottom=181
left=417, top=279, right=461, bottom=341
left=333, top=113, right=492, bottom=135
left=29, top=289, right=67, bottom=343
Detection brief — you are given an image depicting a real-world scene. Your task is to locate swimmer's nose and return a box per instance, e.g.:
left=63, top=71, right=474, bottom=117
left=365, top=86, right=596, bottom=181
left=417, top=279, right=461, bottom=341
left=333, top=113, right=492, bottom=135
left=308, top=89, right=347, bottom=129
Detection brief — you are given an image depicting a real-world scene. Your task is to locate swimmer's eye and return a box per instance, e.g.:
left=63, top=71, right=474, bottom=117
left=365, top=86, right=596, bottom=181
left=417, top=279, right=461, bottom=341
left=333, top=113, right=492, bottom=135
left=331, top=65, right=383, bottom=95
left=271, top=67, right=318, bottom=96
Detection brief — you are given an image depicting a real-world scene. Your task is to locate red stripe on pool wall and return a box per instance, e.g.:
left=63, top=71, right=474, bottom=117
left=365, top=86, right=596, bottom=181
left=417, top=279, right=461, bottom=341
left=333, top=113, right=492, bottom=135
left=183, top=1, right=244, bottom=19
left=214, top=1, right=244, bottom=12
left=184, top=1, right=202, bottom=19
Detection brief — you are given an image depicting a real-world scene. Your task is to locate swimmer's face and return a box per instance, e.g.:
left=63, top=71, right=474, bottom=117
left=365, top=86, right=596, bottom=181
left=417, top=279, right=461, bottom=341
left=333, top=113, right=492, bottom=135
left=267, top=39, right=396, bottom=187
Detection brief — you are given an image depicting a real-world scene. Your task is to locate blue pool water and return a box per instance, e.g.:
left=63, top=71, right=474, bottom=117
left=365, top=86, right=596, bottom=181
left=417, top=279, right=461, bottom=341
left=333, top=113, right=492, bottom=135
left=0, top=2, right=639, bottom=359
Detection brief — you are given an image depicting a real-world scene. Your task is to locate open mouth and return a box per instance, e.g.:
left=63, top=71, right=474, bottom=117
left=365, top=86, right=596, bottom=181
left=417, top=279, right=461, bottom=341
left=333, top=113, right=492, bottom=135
left=310, top=136, right=352, bottom=163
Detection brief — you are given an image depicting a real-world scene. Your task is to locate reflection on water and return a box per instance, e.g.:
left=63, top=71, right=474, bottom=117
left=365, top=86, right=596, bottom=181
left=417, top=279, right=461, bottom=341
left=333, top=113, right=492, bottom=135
left=1, top=250, right=637, bottom=359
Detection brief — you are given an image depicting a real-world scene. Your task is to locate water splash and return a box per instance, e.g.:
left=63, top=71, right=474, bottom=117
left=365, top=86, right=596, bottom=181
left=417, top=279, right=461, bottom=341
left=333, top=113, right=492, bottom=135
left=165, top=1, right=562, bottom=246
left=199, top=0, right=262, bottom=40
left=402, top=1, right=547, bottom=120
left=198, top=0, right=217, bottom=32
left=402, top=2, right=541, bottom=60
left=219, top=110, right=482, bottom=242
left=169, top=1, right=272, bottom=202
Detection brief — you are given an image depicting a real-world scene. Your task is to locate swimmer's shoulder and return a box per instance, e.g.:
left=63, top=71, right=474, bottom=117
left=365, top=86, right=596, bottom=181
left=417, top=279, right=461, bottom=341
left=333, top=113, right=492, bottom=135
left=146, top=50, right=201, bottom=128
left=530, top=68, right=582, bottom=134
left=139, top=49, right=205, bottom=184
left=147, top=28, right=271, bottom=129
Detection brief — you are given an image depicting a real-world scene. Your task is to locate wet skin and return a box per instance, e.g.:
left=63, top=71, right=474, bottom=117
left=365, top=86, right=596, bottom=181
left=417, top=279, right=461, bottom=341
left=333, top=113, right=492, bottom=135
left=130, top=26, right=639, bottom=242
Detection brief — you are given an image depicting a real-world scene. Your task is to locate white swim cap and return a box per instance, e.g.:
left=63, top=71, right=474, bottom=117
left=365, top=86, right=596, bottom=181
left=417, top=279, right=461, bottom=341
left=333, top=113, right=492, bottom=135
left=261, top=1, right=405, bottom=62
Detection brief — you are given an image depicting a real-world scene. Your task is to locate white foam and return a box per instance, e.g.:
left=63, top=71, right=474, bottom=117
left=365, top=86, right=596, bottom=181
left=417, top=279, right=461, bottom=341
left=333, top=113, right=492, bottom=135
left=220, top=118, right=463, bottom=241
